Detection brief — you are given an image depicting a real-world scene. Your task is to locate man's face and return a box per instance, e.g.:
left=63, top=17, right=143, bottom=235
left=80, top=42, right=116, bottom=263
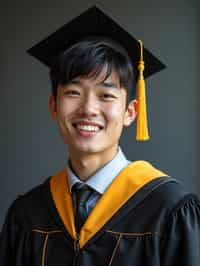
left=49, top=67, right=136, bottom=157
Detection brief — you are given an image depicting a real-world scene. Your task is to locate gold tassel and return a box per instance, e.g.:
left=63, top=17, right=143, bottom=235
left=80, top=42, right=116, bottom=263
left=136, top=40, right=150, bottom=141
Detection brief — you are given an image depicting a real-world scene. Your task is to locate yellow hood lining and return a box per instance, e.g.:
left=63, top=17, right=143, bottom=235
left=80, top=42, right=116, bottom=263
left=50, top=160, right=167, bottom=247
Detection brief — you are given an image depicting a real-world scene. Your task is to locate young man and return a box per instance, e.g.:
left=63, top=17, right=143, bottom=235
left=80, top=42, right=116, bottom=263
left=1, top=6, right=200, bottom=266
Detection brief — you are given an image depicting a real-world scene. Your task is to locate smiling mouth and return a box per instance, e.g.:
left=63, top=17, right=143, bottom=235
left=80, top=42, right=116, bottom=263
left=76, top=124, right=100, bottom=132
left=73, top=123, right=103, bottom=134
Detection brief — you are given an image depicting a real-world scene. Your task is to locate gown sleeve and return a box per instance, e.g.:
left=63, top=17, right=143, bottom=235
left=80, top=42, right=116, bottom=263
left=160, top=194, right=200, bottom=266
left=0, top=197, right=25, bottom=266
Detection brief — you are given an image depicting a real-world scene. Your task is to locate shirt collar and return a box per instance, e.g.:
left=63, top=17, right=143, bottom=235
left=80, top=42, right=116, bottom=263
left=66, top=147, right=130, bottom=194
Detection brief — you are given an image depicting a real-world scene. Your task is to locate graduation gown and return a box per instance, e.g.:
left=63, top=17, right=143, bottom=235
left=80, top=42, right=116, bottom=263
left=0, top=160, right=200, bottom=266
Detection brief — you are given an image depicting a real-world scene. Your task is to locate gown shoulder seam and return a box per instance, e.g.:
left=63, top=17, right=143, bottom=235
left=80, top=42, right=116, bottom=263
left=169, top=193, right=200, bottom=217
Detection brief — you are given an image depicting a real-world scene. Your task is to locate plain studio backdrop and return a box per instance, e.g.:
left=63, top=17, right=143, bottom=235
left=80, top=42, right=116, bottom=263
left=0, top=0, right=199, bottom=227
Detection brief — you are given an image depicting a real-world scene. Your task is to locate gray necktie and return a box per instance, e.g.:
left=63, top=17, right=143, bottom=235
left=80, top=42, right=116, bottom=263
left=72, top=183, right=94, bottom=232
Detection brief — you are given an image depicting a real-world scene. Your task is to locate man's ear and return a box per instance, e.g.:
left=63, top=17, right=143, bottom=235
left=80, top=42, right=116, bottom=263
left=123, top=99, right=138, bottom=127
left=49, top=95, right=57, bottom=120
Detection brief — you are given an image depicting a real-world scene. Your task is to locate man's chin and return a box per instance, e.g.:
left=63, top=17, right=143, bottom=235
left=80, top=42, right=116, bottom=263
left=70, top=144, right=103, bottom=155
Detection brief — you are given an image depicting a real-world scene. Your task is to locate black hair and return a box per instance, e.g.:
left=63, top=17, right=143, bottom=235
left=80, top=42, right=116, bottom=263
left=49, top=37, right=136, bottom=100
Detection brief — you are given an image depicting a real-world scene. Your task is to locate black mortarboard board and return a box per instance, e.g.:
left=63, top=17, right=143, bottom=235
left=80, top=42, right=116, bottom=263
left=27, top=6, right=165, bottom=78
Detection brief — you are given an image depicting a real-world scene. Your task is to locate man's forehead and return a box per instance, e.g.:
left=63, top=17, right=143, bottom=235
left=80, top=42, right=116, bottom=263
left=71, top=67, right=121, bottom=87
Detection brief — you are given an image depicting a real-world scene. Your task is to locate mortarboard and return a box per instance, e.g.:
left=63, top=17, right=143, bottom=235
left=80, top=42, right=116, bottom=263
left=27, top=6, right=166, bottom=141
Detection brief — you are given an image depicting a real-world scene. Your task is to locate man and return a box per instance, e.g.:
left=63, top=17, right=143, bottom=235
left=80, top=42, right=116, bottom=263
left=0, top=6, right=200, bottom=266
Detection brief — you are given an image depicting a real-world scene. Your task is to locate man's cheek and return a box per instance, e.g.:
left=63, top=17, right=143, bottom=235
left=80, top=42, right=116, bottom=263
left=108, top=109, right=123, bottom=123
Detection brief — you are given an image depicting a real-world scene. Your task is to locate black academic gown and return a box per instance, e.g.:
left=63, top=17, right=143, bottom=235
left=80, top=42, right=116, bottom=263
left=0, top=161, right=200, bottom=266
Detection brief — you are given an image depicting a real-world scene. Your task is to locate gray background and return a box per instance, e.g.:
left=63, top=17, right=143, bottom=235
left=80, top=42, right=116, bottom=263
left=0, top=0, right=199, bottom=227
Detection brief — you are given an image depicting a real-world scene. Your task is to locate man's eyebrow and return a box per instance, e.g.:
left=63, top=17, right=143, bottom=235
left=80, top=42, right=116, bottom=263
left=67, top=80, right=81, bottom=85
left=97, top=80, right=119, bottom=89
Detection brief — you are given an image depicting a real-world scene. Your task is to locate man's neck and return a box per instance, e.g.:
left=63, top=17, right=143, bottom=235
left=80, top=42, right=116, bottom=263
left=69, top=146, right=118, bottom=181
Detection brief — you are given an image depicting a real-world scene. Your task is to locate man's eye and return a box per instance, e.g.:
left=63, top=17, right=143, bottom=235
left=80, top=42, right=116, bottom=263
left=102, top=94, right=116, bottom=100
left=64, top=90, right=80, bottom=96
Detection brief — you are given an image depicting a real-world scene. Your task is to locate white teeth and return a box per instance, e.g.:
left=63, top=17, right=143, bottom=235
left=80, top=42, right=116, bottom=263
left=76, top=124, right=99, bottom=132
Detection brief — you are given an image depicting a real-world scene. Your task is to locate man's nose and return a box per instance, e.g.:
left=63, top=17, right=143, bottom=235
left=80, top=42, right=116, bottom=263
left=78, top=95, right=100, bottom=116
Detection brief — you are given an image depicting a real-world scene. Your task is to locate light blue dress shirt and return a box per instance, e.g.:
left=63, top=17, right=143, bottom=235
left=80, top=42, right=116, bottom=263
left=67, top=147, right=130, bottom=214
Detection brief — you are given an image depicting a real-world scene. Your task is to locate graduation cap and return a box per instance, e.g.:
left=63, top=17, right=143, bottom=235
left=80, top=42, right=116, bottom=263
left=28, top=6, right=166, bottom=141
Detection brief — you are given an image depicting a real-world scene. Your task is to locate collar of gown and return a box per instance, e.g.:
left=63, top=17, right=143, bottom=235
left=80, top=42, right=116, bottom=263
left=66, top=146, right=130, bottom=194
